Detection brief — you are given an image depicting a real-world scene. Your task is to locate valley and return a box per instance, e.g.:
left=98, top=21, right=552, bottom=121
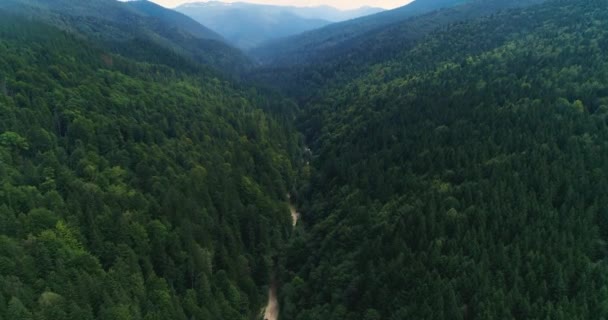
left=264, top=197, right=299, bottom=320
left=1, top=0, right=608, bottom=319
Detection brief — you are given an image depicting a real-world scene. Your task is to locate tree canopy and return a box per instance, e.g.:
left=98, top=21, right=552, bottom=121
left=0, top=15, right=301, bottom=320
left=277, top=0, right=608, bottom=319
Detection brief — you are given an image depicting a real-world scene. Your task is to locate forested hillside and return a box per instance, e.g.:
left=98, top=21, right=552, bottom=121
left=0, top=0, right=251, bottom=75
left=278, top=0, right=608, bottom=319
left=0, top=13, right=302, bottom=320
left=250, top=0, right=471, bottom=65
left=249, top=0, right=545, bottom=100
left=2, top=0, right=608, bottom=319
left=124, top=0, right=224, bottom=41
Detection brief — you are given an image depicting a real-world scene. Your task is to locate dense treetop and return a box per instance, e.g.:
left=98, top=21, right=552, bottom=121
left=0, top=0, right=252, bottom=75
left=276, top=0, right=608, bottom=319
left=0, top=14, right=302, bottom=320
left=248, top=0, right=545, bottom=101
left=2, top=0, right=608, bottom=319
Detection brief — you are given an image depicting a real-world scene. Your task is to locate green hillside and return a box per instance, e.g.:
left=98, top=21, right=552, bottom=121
left=249, top=0, right=545, bottom=100
left=0, top=0, right=251, bottom=75
left=279, top=0, right=608, bottom=319
left=0, top=14, right=300, bottom=320
left=125, top=0, right=225, bottom=42
left=2, top=0, right=608, bottom=319
left=250, top=0, right=471, bottom=65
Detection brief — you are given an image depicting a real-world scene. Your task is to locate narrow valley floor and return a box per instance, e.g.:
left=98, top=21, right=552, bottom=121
left=263, top=200, right=299, bottom=320
left=263, top=282, right=279, bottom=320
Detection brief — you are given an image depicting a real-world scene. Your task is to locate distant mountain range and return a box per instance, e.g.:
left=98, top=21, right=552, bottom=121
left=175, top=1, right=384, bottom=49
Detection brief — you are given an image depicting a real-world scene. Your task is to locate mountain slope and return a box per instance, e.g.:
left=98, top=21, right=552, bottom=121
left=281, top=0, right=608, bottom=318
left=0, top=0, right=251, bottom=74
left=125, top=0, right=225, bottom=42
left=176, top=2, right=383, bottom=50
left=0, top=12, right=301, bottom=320
left=251, top=0, right=469, bottom=65
left=250, top=0, right=545, bottom=100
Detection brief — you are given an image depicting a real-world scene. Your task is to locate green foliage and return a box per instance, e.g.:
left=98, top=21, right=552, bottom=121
left=250, top=0, right=544, bottom=101
left=0, top=14, right=300, bottom=320
left=0, top=0, right=252, bottom=75
left=279, top=0, right=608, bottom=319
left=5, top=0, right=608, bottom=319
left=0, top=132, right=28, bottom=150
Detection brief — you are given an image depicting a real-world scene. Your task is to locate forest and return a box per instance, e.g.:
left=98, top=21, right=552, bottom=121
left=0, top=14, right=302, bottom=320
left=278, top=0, right=608, bottom=319
left=2, top=0, right=608, bottom=319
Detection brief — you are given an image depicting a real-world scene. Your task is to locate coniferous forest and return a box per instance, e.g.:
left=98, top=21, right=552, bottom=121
left=0, top=12, right=300, bottom=320
left=2, top=0, right=608, bottom=319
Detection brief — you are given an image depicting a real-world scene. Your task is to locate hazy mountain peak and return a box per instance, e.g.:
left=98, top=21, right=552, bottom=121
left=176, top=1, right=383, bottom=49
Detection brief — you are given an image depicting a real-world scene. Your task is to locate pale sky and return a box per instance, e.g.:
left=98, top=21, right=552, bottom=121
left=149, top=0, right=413, bottom=10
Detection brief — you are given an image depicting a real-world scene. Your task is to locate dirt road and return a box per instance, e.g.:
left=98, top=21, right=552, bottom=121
left=263, top=281, right=279, bottom=320
left=263, top=200, right=299, bottom=320
left=290, top=203, right=299, bottom=226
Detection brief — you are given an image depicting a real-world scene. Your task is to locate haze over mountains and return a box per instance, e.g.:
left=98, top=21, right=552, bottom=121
left=2, top=0, right=608, bottom=319
left=175, top=1, right=384, bottom=49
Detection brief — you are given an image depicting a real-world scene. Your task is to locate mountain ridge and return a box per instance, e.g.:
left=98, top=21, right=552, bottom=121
left=250, top=0, right=471, bottom=64
left=176, top=1, right=384, bottom=49
left=0, top=0, right=251, bottom=74
left=248, top=0, right=546, bottom=100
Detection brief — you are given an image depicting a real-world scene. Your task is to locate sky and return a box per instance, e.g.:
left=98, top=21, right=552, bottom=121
left=148, top=0, right=413, bottom=10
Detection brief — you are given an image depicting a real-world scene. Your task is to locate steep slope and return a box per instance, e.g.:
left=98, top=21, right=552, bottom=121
left=125, top=0, right=225, bottom=42
left=176, top=2, right=383, bottom=50
left=281, top=0, right=608, bottom=319
left=250, top=0, right=545, bottom=100
left=0, top=0, right=251, bottom=74
left=0, top=12, right=301, bottom=320
left=250, top=0, right=469, bottom=65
